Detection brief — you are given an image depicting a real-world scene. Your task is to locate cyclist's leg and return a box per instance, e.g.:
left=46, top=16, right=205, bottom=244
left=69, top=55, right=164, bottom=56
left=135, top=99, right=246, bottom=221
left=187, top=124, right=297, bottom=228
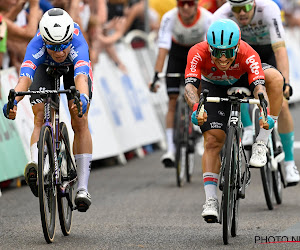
left=65, top=69, right=93, bottom=210
left=199, top=81, right=230, bottom=222
left=278, top=99, right=300, bottom=185
left=161, top=53, right=183, bottom=167
left=250, top=66, right=283, bottom=167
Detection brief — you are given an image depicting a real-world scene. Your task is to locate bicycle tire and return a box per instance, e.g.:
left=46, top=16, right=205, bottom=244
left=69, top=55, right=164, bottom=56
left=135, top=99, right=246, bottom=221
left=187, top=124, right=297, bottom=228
left=174, top=98, right=186, bottom=187
left=254, top=108, right=273, bottom=210
left=272, top=162, right=283, bottom=204
left=271, top=132, right=283, bottom=204
left=222, top=127, right=237, bottom=245
left=57, top=122, right=73, bottom=236
left=38, top=126, right=56, bottom=243
left=186, top=109, right=195, bottom=183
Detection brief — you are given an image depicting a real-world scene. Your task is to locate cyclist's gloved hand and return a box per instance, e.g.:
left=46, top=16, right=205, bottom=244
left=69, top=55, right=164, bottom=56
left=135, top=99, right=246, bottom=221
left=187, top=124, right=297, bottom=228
left=283, top=83, right=293, bottom=100
left=191, top=103, right=207, bottom=126
left=259, top=115, right=275, bottom=130
left=80, top=94, right=89, bottom=115
left=3, top=100, right=17, bottom=119
left=149, top=72, right=159, bottom=92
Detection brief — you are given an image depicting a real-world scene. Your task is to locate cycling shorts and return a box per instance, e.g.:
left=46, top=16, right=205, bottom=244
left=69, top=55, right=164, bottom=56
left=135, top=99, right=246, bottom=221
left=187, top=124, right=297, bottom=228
left=29, top=64, right=93, bottom=105
left=166, top=42, right=191, bottom=95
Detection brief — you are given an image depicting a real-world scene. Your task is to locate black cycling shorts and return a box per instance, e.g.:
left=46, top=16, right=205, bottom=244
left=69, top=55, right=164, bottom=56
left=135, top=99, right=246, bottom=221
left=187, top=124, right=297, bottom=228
left=29, top=64, right=93, bottom=105
left=166, top=42, right=191, bottom=95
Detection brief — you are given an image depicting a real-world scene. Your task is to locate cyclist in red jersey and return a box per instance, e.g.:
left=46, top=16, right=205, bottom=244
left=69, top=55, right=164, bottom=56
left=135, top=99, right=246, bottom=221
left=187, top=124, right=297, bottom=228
left=184, top=19, right=283, bottom=222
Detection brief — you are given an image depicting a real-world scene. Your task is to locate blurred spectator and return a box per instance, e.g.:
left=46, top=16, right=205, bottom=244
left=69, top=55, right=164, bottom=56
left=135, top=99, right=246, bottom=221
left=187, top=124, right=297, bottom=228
left=281, top=0, right=300, bottom=27
left=0, top=0, right=41, bottom=73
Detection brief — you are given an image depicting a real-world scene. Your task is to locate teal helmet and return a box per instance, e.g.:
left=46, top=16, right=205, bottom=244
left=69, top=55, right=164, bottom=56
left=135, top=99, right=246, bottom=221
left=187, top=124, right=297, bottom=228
left=207, top=19, right=241, bottom=49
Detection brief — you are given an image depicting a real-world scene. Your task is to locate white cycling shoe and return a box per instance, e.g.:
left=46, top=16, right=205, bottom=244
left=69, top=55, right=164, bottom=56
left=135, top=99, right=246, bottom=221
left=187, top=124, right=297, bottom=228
left=249, top=141, right=267, bottom=168
left=161, top=151, right=175, bottom=168
left=202, top=197, right=219, bottom=223
left=285, top=164, right=300, bottom=186
left=75, top=189, right=92, bottom=212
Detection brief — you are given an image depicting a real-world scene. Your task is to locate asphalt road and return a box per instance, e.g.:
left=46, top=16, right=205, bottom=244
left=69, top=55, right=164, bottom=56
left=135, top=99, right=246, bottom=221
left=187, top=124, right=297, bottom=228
left=1, top=103, right=300, bottom=249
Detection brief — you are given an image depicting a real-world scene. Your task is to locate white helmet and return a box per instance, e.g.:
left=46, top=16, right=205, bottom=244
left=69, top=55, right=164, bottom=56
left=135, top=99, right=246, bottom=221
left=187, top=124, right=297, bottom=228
left=227, top=0, right=254, bottom=6
left=39, top=8, right=74, bottom=44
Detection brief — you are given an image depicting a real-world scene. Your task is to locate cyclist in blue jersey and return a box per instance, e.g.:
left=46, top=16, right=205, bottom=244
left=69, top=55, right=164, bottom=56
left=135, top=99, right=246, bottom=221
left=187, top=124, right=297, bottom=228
left=2, top=8, right=93, bottom=211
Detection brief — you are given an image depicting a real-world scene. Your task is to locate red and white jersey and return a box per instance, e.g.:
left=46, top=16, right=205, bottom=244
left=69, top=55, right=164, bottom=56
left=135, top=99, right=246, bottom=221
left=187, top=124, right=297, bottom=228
left=185, top=40, right=265, bottom=86
left=157, top=7, right=212, bottom=49
left=212, top=0, right=285, bottom=46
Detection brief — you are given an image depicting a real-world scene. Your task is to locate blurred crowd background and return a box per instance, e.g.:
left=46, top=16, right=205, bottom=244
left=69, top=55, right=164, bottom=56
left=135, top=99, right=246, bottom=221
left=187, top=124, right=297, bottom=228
left=0, top=0, right=300, bottom=81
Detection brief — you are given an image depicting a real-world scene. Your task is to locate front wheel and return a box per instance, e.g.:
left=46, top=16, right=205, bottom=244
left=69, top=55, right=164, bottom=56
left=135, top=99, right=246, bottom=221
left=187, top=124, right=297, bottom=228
left=273, top=163, right=283, bottom=204
left=38, top=126, right=56, bottom=243
left=57, top=122, right=73, bottom=236
left=222, top=127, right=238, bottom=245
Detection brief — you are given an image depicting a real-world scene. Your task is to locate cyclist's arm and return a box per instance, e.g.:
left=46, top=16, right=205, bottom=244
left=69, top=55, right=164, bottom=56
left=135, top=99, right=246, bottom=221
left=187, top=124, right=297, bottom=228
left=154, top=48, right=169, bottom=72
left=184, top=83, right=200, bottom=109
left=74, top=74, right=89, bottom=97
left=184, top=44, right=203, bottom=109
left=273, top=44, right=290, bottom=84
left=13, top=76, right=32, bottom=103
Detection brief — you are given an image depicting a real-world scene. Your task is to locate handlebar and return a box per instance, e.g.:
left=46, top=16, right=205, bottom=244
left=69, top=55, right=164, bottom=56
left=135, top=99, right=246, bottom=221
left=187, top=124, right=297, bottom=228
left=196, top=89, right=268, bottom=120
left=6, top=86, right=83, bottom=118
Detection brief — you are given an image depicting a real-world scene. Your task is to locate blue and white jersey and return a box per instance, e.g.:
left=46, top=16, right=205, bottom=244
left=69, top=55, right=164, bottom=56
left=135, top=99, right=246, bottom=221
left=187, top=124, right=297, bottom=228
left=20, top=22, right=92, bottom=82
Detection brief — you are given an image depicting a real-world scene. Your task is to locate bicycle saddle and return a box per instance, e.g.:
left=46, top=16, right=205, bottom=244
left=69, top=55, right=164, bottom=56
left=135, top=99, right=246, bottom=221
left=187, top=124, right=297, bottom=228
left=227, top=87, right=251, bottom=97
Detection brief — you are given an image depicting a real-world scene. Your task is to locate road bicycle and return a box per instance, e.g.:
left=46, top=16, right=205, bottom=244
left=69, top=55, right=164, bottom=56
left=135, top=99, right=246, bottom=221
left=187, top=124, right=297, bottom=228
left=251, top=102, right=286, bottom=210
left=156, top=73, right=199, bottom=187
left=197, top=87, right=267, bottom=245
left=6, top=66, right=81, bottom=243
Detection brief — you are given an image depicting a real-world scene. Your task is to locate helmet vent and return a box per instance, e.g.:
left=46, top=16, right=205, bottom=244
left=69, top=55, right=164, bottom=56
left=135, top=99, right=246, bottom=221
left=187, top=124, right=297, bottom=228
left=48, top=8, right=64, bottom=16
left=229, top=33, right=233, bottom=45
left=212, top=32, right=216, bottom=44
left=221, top=30, right=224, bottom=45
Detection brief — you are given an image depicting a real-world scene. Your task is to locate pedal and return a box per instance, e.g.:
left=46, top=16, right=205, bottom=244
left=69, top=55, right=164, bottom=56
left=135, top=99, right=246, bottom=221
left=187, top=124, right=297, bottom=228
left=76, top=202, right=89, bottom=212
left=162, top=159, right=175, bottom=168
left=286, top=182, right=299, bottom=187
left=204, top=215, right=218, bottom=223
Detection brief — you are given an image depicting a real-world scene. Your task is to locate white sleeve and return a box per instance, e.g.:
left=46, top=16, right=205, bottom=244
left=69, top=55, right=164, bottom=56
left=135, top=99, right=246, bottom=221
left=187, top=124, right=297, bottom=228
left=157, top=10, right=176, bottom=50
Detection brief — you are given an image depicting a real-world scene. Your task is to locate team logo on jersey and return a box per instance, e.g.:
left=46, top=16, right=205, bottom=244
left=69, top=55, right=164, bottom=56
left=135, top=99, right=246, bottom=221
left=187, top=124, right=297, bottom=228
left=245, top=55, right=260, bottom=75
left=21, top=60, right=37, bottom=70
left=211, top=67, right=216, bottom=72
left=75, top=60, right=89, bottom=69
left=190, top=53, right=202, bottom=72
left=74, top=28, right=79, bottom=36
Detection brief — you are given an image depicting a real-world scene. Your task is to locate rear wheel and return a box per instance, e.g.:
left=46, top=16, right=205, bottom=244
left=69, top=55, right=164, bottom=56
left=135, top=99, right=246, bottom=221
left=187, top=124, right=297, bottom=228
left=186, top=109, right=195, bottom=183
left=57, top=122, right=73, bottom=236
left=174, top=97, right=187, bottom=187
left=254, top=108, right=273, bottom=210
left=38, top=126, right=56, bottom=243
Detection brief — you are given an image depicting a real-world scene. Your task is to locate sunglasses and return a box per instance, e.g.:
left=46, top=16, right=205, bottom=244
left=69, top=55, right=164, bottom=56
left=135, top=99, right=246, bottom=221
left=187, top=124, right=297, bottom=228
left=210, top=46, right=238, bottom=59
left=45, top=41, right=71, bottom=52
left=177, top=1, right=196, bottom=7
left=231, top=2, right=254, bottom=13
